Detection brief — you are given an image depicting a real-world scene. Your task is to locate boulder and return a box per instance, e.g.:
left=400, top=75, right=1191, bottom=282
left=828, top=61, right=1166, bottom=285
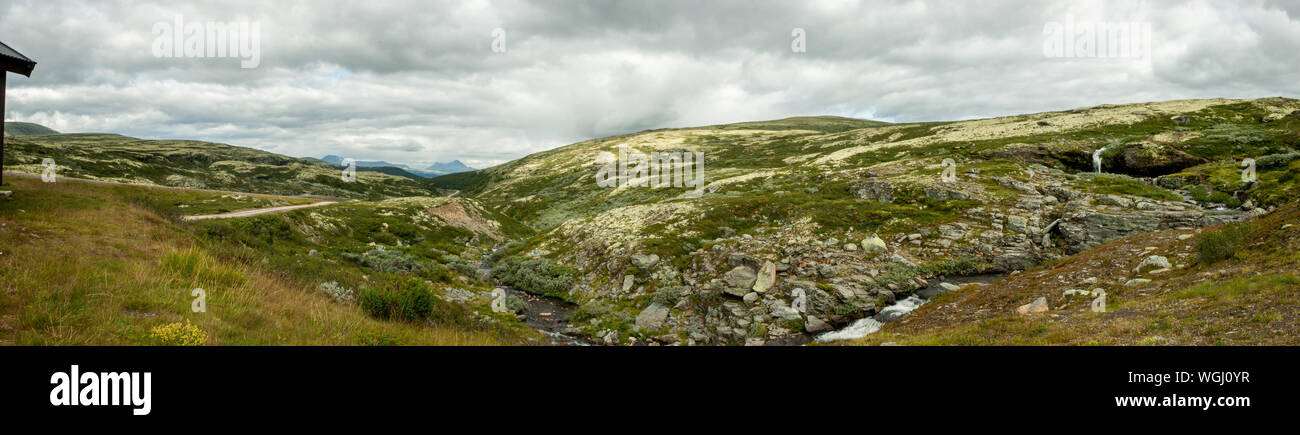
left=831, top=284, right=857, bottom=301
left=723, top=266, right=757, bottom=287
left=889, top=253, right=918, bottom=268
left=635, top=303, right=670, bottom=331
left=816, top=264, right=837, bottom=278
left=804, top=316, right=832, bottom=333
left=769, top=304, right=801, bottom=322
left=622, top=275, right=635, bottom=293
left=877, top=289, right=896, bottom=304
left=727, top=253, right=761, bottom=270
left=1134, top=255, right=1171, bottom=273
left=630, top=253, right=660, bottom=269
left=752, top=261, right=776, bottom=293
left=861, top=235, right=889, bottom=253
left=1016, top=297, right=1049, bottom=315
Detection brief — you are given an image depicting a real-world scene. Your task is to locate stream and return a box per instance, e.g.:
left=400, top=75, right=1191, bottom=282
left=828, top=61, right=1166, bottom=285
left=483, top=255, right=1004, bottom=346
left=497, top=286, right=591, bottom=346
left=814, top=274, right=1005, bottom=343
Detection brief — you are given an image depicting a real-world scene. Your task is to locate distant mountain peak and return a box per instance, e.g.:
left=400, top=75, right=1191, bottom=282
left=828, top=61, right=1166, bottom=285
left=426, top=160, right=475, bottom=173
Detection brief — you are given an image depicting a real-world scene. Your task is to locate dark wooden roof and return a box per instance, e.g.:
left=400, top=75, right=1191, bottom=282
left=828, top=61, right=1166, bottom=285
left=0, top=40, right=36, bottom=77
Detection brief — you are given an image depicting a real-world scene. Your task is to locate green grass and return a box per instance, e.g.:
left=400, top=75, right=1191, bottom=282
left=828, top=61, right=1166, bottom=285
left=4, top=121, right=59, bottom=136
left=1172, top=274, right=1300, bottom=303
left=3, top=133, right=440, bottom=200
left=1079, top=173, right=1182, bottom=201
left=0, top=177, right=531, bottom=345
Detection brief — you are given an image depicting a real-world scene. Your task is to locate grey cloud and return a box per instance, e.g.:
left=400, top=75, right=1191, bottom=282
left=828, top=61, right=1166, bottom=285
left=2, top=0, right=1298, bottom=169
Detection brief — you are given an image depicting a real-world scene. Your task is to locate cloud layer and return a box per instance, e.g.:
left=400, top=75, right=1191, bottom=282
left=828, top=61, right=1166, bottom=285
left=2, top=0, right=1298, bottom=168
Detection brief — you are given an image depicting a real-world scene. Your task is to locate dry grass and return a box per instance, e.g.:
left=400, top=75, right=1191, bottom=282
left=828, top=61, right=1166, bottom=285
left=0, top=177, right=517, bottom=345
left=841, top=203, right=1300, bottom=346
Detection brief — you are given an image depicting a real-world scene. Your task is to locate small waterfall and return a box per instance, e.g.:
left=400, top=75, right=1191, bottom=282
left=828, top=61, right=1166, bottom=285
left=1093, top=146, right=1108, bottom=173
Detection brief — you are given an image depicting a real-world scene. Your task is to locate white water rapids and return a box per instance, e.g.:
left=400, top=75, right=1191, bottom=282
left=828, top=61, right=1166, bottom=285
left=815, top=295, right=927, bottom=342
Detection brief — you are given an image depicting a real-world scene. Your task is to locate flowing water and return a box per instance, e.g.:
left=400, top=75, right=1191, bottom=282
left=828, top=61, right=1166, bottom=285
left=1093, top=146, right=1108, bottom=173
left=1086, top=146, right=1107, bottom=174
left=815, top=274, right=1005, bottom=343
left=498, top=286, right=592, bottom=346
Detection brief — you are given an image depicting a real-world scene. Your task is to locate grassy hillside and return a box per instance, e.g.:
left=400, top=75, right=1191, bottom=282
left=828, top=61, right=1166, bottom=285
left=450, top=97, right=1300, bottom=345
left=3, top=122, right=59, bottom=136
left=3, top=133, right=441, bottom=200
left=846, top=202, right=1300, bottom=345
left=0, top=176, right=537, bottom=345
left=6, top=99, right=1299, bottom=346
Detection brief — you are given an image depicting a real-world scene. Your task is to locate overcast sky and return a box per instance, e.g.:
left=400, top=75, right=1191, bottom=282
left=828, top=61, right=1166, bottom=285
left=2, top=0, right=1299, bottom=169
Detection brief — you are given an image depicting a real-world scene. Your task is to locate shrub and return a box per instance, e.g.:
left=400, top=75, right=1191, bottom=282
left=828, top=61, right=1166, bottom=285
left=351, top=248, right=425, bottom=274
left=317, top=281, right=355, bottom=304
left=491, top=257, right=576, bottom=299
left=424, top=262, right=452, bottom=283
left=571, top=302, right=613, bottom=324
left=1255, top=152, right=1300, bottom=169
left=447, top=260, right=480, bottom=278
left=1187, top=185, right=1242, bottom=208
left=358, top=276, right=434, bottom=321
left=1197, top=223, right=1254, bottom=265
left=150, top=321, right=208, bottom=346
left=503, top=294, right=527, bottom=314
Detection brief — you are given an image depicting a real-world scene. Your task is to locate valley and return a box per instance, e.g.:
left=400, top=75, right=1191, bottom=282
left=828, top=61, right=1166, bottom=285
left=3, top=97, right=1299, bottom=345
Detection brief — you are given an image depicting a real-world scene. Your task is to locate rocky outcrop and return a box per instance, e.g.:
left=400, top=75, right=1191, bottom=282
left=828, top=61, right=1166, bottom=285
left=1109, top=142, right=1207, bottom=176
left=854, top=180, right=894, bottom=202
left=1056, top=204, right=1235, bottom=254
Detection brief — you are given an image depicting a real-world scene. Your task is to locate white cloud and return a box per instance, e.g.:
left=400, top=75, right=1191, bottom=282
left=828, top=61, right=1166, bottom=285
left=2, top=0, right=1298, bottom=169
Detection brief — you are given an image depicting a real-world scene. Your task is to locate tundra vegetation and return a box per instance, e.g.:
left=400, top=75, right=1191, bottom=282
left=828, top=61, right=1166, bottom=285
left=4, top=97, right=1300, bottom=345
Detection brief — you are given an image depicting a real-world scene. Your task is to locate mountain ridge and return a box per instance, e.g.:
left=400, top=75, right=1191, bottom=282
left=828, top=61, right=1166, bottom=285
left=449, top=97, right=1300, bottom=345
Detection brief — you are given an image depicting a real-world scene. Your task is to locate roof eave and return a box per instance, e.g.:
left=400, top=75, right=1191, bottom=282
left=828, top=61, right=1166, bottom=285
left=0, top=57, right=35, bottom=77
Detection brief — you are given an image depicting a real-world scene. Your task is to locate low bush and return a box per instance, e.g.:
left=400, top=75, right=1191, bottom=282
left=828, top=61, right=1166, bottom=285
left=358, top=276, right=434, bottom=321
left=150, top=321, right=208, bottom=346
left=317, top=281, right=355, bottom=304
left=571, top=302, right=613, bottom=324
left=491, top=257, right=576, bottom=299
left=1197, top=222, right=1254, bottom=265
left=351, top=248, right=425, bottom=274
left=1255, top=152, right=1300, bottom=169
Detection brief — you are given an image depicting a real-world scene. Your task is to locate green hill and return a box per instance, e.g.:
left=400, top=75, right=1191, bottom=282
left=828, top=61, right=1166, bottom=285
left=453, top=97, right=1300, bottom=345
left=2, top=133, right=442, bottom=200
left=3, top=121, right=59, bottom=136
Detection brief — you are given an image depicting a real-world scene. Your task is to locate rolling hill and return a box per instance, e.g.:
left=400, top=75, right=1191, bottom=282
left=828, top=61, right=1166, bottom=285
left=3, top=132, right=442, bottom=200
left=3, top=122, right=59, bottom=136
left=5, top=99, right=1299, bottom=346
left=445, top=98, right=1300, bottom=345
